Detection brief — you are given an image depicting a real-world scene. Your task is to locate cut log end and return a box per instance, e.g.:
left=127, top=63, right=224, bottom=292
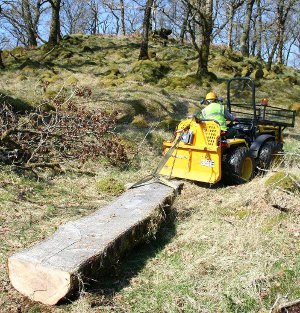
left=8, top=257, right=72, bottom=305
left=8, top=181, right=183, bottom=305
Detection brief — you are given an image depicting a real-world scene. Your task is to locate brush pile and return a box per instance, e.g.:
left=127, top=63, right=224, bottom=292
left=0, top=91, right=128, bottom=174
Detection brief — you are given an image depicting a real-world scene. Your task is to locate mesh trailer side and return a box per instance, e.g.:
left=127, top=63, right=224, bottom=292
left=258, top=105, right=296, bottom=127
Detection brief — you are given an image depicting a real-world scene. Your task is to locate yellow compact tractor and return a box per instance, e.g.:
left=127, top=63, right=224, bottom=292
left=159, top=77, right=296, bottom=185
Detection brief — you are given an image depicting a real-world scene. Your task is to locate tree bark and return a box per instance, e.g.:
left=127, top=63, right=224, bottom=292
left=225, top=0, right=245, bottom=50
left=9, top=181, right=182, bottom=305
left=180, top=6, right=190, bottom=44
left=227, top=4, right=234, bottom=50
left=198, top=0, right=213, bottom=76
left=151, top=0, right=157, bottom=31
left=266, top=38, right=279, bottom=71
left=240, top=0, right=255, bottom=57
left=266, top=0, right=295, bottom=69
left=120, top=0, right=126, bottom=35
left=138, top=0, right=154, bottom=60
left=0, top=50, right=5, bottom=69
left=285, top=37, right=297, bottom=65
left=256, top=0, right=262, bottom=59
left=48, top=0, right=61, bottom=46
left=22, top=0, right=38, bottom=46
left=250, top=12, right=258, bottom=56
left=276, top=28, right=285, bottom=64
left=110, top=10, right=120, bottom=34
left=90, top=0, right=99, bottom=34
left=185, top=0, right=213, bottom=76
left=275, top=0, right=285, bottom=64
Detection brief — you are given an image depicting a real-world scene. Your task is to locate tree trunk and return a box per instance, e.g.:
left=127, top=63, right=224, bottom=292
left=152, top=0, right=157, bottom=31
left=266, top=0, right=294, bottom=70
left=22, top=0, right=38, bottom=46
left=180, top=6, right=190, bottom=44
left=227, top=4, right=234, bottom=50
left=251, top=13, right=257, bottom=56
left=275, top=0, right=295, bottom=64
left=266, top=39, right=278, bottom=71
left=197, top=31, right=211, bottom=76
left=197, top=0, right=213, bottom=76
left=120, top=0, right=126, bottom=35
left=186, top=0, right=213, bottom=76
left=276, top=22, right=285, bottom=64
left=9, top=182, right=182, bottom=305
left=240, top=0, right=255, bottom=57
left=256, top=0, right=262, bottom=59
left=90, top=0, right=99, bottom=34
left=48, top=0, right=61, bottom=46
left=285, top=37, right=297, bottom=65
left=0, top=50, right=5, bottom=69
left=111, top=11, right=120, bottom=34
left=138, top=0, right=154, bottom=60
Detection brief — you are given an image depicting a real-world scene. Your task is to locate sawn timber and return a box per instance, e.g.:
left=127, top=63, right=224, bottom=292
left=8, top=180, right=183, bottom=305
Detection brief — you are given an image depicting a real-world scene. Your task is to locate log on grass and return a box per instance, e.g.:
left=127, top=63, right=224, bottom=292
left=279, top=299, right=300, bottom=313
left=8, top=181, right=182, bottom=305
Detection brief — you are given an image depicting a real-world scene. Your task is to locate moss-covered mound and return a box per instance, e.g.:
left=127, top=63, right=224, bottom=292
left=130, top=60, right=170, bottom=83
left=131, top=114, right=149, bottom=128
left=0, top=92, right=33, bottom=112
left=289, top=102, right=300, bottom=114
left=0, top=34, right=299, bottom=122
left=96, top=177, right=125, bottom=195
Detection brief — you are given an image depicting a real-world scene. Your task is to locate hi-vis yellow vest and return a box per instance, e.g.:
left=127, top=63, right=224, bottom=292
left=202, top=102, right=227, bottom=131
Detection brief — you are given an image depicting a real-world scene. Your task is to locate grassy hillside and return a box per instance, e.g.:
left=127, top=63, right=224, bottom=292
left=0, top=35, right=299, bottom=313
left=1, top=34, right=300, bottom=114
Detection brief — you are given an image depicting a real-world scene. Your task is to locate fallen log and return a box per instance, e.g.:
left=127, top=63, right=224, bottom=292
left=8, top=181, right=182, bottom=305
left=279, top=299, right=300, bottom=313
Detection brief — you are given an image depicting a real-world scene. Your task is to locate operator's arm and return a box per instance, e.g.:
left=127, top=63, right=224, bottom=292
left=193, top=110, right=202, bottom=120
left=224, top=108, right=237, bottom=121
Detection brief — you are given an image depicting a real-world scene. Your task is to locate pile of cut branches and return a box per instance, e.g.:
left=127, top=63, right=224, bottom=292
left=0, top=97, right=128, bottom=174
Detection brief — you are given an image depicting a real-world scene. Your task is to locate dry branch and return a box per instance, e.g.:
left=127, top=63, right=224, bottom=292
left=0, top=90, right=128, bottom=171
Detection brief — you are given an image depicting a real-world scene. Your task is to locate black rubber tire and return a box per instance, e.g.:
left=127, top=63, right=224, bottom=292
left=223, top=146, right=255, bottom=185
left=257, top=141, right=283, bottom=172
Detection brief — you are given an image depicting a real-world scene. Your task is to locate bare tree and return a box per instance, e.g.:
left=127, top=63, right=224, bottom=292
left=276, top=0, right=297, bottom=64
left=47, top=0, right=61, bottom=46
left=89, top=0, right=100, bottom=34
left=225, top=0, right=245, bottom=49
left=61, top=0, right=91, bottom=34
left=138, top=0, right=154, bottom=60
left=0, top=0, right=46, bottom=47
left=240, top=0, right=255, bottom=56
left=102, top=0, right=121, bottom=34
left=152, top=0, right=186, bottom=38
left=22, top=0, right=37, bottom=45
left=184, top=0, right=214, bottom=76
left=255, top=0, right=262, bottom=58
left=266, top=0, right=297, bottom=70
left=126, top=9, right=141, bottom=33
left=120, top=0, right=125, bottom=35
left=285, top=17, right=299, bottom=64
left=179, top=4, right=190, bottom=43
left=0, top=35, right=8, bottom=69
left=0, top=0, right=299, bottom=69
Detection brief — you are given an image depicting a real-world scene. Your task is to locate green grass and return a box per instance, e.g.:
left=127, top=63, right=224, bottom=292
left=88, top=178, right=298, bottom=313
left=96, top=177, right=125, bottom=195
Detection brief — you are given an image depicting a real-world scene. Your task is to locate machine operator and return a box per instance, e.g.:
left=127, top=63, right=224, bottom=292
left=197, top=91, right=238, bottom=138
